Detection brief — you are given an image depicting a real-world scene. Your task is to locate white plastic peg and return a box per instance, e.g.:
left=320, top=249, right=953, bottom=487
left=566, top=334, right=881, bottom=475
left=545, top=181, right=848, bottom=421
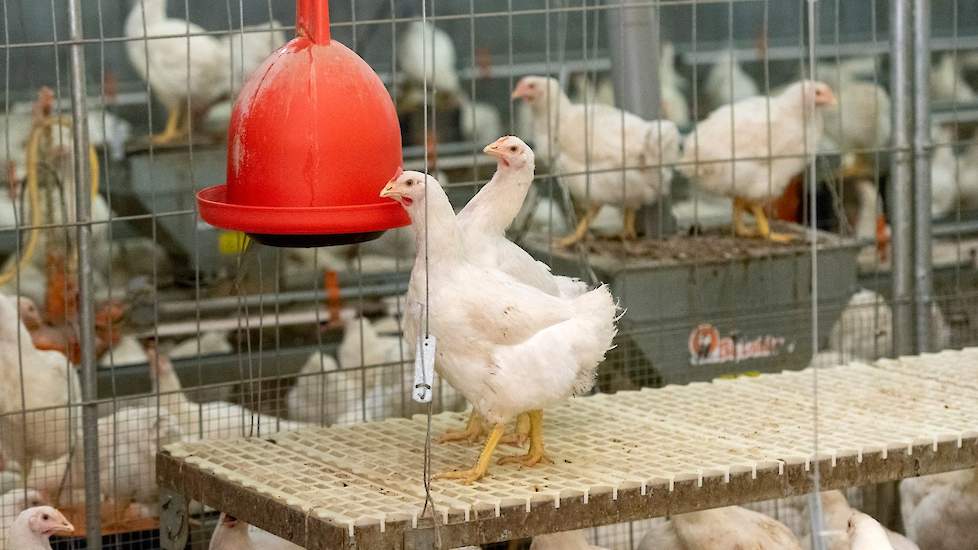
left=413, top=335, right=436, bottom=403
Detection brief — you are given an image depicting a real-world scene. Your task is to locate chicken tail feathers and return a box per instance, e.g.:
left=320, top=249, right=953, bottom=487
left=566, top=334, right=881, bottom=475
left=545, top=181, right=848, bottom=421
left=568, top=284, right=620, bottom=395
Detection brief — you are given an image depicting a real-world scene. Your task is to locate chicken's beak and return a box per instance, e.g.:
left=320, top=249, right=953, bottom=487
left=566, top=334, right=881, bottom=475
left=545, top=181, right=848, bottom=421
left=483, top=142, right=503, bottom=158
left=379, top=182, right=399, bottom=199
left=511, top=82, right=531, bottom=100
left=816, top=89, right=838, bottom=107
left=59, top=520, right=75, bottom=535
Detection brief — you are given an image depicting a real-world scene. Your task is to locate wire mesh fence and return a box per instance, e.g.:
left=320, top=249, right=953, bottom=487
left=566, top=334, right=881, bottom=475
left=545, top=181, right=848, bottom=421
left=0, top=0, right=975, bottom=548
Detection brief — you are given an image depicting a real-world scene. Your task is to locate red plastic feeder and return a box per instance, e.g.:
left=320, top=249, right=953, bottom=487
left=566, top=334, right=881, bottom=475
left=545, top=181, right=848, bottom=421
left=197, top=0, right=409, bottom=247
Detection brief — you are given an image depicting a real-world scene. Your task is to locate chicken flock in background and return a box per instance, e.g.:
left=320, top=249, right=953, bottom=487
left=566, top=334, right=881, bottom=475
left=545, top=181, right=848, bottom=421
left=513, top=75, right=679, bottom=246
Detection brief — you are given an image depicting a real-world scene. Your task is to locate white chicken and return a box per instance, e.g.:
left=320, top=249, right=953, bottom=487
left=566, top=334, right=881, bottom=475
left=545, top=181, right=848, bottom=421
left=797, top=491, right=917, bottom=550
left=659, top=42, right=690, bottom=127
left=458, top=93, right=504, bottom=146
left=5, top=506, right=73, bottom=550
left=285, top=351, right=342, bottom=425
left=846, top=511, right=905, bottom=550
left=636, top=506, right=803, bottom=550
left=570, top=73, right=616, bottom=107
left=900, top=468, right=978, bottom=550
left=398, top=21, right=460, bottom=95
left=459, top=136, right=585, bottom=298
left=146, top=346, right=306, bottom=440
left=208, top=512, right=302, bottom=550
left=931, top=125, right=958, bottom=219
left=0, top=490, right=46, bottom=550
left=29, top=407, right=182, bottom=509
left=98, top=336, right=148, bottom=367
left=169, top=331, right=232, bottom=359
left=930, top=54, right=977, bottom=104
left=822, top=79, right=891, bottom=179
left=0, top=294, right=80, bottom=479
left=439, top=136, right=587, bottom=444
left=680, top=80, right=837, bottom=241
left=125, top=0, right=230, bottom=143
left=704, top=49, right=760, bottom=113
left=380, top=171, right=618, bottom=483
left=223, top=21, right=287, bottom=90
left=512, top=76, right=680, bottom=246
left=530, top=529, right=606, bottom=549
left=955, top=139, right=978, bottom=211
left=829, top=289, right=893, bottom=361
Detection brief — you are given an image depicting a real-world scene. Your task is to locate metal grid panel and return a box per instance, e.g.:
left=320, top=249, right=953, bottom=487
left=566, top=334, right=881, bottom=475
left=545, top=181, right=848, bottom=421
left=159, top=349, right=978, bottom=548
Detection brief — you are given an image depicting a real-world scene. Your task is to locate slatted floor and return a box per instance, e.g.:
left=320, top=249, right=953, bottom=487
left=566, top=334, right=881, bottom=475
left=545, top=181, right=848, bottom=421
left=157, top=349, right=978, bottom=549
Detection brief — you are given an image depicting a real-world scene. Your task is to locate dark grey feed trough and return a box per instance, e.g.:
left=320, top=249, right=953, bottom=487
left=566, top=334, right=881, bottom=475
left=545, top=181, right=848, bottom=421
left=526, top=224, right=861, bottom=386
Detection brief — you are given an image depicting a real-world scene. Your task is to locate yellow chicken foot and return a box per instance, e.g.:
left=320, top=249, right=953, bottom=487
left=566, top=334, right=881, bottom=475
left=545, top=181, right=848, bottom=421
left=434, top=423, right=505, bottom=484
left=498, top=410, right=553, bottom=467
left=619, top=207, right=639, bottom=240
left=152, top=103, right=185, bottom=144
left=437, top=411, right=485, bottom=445
left=500, top=412, right=530, bottom=446
left=838, top=154, right=873, bottom=181
left=555, top=204, right=602, bottom=248
left=733, top=197, right=757, bottom=238
left=749, top=203, right=795, bottom=242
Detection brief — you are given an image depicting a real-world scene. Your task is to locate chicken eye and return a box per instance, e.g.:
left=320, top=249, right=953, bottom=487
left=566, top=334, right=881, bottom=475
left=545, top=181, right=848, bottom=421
left=528, top=83, right=536, bottom=89
left=406, top=180, right=414, bottom=187
left=42, top=514, right=49, bottom=520
left=509, top=146, right=517, bottom=152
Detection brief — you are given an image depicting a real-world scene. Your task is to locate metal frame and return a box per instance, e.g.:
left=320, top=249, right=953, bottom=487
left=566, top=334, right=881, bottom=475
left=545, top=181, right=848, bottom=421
left=157, top=430, right=978, bottom=550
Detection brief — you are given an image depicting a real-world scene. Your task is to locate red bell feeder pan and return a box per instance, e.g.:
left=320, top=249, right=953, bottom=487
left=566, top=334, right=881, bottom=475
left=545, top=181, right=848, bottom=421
left=197, top=0, right=409, bottom=247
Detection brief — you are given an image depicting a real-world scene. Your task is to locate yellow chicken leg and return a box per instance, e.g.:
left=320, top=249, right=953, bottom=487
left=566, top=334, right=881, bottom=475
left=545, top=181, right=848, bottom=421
left=733, top=197, right=757, bottom=238
left=749, top=203, right=795, bottom=242
left=555, top=204, right=602, bottom=248
left=437, top=411, right=485, bottom=445
left=620, top=207, right=639, bottom=240
left=434, top=423, right=505, bottom=484
left=500, top=412, right=530, bottom=446
left=152, top=103, right=185, bottom=144
left=498, top=410, right=553, bottom=467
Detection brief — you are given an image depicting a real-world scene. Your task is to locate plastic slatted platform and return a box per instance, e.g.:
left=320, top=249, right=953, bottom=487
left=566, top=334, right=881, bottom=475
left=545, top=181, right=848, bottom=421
left=157, top=350, right=978, bottom=549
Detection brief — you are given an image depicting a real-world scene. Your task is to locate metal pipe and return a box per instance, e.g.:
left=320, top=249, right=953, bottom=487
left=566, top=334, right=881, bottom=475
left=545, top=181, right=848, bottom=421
left=912, top=0, right=933, bottom=352
left=605, top=0, right=675, bottom=237
left=66, top=1, right=100, bottom=547
left=157, top=280, right=408, bottom=317
left=889, top=0, right=914, bottom=356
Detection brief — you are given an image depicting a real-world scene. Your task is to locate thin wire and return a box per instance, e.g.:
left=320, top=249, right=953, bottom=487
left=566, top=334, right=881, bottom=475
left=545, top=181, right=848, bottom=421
left=419, top=1, right=440, bottom=545
left=805, top=1, right=826, bottom=549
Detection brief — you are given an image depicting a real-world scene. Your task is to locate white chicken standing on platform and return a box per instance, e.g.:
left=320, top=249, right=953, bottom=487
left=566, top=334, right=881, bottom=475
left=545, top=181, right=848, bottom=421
left=381, top=171, right=618, bottom=483
left=438, top=136, right=588, bottom=444
left=680, top=80, right=837, bottom=241
left=125, top=0, right=230, bottom=143
left=704, top=49, right=760, bottom=113
left=512, top=76, right=680, bottom=246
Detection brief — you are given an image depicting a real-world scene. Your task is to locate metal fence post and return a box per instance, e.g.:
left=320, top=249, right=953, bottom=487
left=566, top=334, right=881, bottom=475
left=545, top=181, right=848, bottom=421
left=66, top=1, right=101, bottom=547
left=606, top=0, right=676, bottom=237
left=912, top=0, right=933, bottom=352
left=889, top=0, right=914, bottom=356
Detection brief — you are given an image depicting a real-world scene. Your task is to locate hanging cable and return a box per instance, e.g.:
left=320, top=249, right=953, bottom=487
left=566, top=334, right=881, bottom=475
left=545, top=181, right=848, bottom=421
left=0, top=116, right=99, bottom=287
left=805, top=2, right=826, bottom=550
